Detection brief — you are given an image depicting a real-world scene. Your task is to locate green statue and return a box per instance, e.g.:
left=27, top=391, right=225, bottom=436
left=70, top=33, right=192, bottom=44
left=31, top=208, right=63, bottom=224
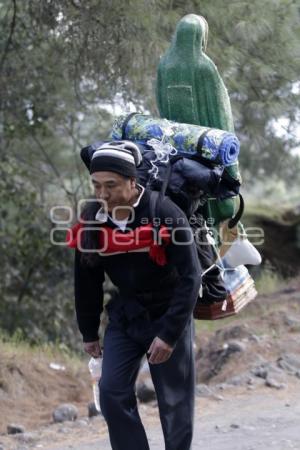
left=156, top=14, right=240, bottom=225
left=156, top=14, right=234, bottom=132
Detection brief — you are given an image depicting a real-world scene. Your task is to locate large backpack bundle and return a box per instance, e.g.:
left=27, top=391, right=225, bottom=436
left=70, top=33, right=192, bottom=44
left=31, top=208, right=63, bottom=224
left=108, top=112, right=260, bottom=317
left=81, top=129, right=255, bottom=319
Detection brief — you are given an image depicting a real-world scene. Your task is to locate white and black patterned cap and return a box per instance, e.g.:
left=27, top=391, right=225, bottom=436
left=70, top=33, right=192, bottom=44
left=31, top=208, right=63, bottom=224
left=89, top=141, right=142, bottom=178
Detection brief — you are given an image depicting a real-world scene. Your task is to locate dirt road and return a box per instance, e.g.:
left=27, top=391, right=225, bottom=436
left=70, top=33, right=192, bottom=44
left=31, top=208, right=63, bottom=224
left=44, top=384, right=300, bottom=450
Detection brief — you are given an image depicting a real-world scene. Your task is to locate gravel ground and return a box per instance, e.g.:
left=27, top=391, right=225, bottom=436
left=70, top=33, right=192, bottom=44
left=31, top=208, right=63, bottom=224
left=42, top=383, right=300, bottom=450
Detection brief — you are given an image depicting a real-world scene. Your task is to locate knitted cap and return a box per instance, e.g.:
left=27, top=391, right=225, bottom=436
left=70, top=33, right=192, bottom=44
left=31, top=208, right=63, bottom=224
left=89, top=141, right=142, bottom=178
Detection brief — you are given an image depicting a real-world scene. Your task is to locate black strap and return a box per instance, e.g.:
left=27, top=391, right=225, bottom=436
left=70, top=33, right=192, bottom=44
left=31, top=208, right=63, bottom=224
left=221, top=169, right=241, bottom=189
left=196, top=129, right=210, bottom=153
left=149, top=191, right=160, bottom=223
left=121, top=112, right=139, bottom=139
left=150, top=157, right=176, bottom=211
left=228, top=193, right=244, bottom=229
left=160, top=161, right=173, bottom=197
left=149, top=191, right=160, bottom=244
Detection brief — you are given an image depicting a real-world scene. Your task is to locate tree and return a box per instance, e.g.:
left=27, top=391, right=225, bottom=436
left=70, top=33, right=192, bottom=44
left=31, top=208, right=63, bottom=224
left=1, top=0, right=299, bottom=183
left=0, top=156, right=79, bottom=345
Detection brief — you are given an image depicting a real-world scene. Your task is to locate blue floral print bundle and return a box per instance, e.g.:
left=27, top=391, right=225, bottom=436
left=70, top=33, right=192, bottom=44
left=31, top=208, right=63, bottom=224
left=111, top=113, right=240, bottom=166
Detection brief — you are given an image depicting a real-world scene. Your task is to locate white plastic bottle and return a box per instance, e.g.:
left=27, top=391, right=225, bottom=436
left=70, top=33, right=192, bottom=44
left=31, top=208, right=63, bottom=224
left=88, top=357, right=102, bottom=412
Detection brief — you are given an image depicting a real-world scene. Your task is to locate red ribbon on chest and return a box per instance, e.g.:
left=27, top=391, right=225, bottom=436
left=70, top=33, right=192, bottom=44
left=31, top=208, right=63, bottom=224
left=66, top=222, right=171, bottom=266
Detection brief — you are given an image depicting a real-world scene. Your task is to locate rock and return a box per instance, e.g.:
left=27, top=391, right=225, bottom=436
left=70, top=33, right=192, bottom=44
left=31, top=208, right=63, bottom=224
left=196, top=383, right=213, bottom=397
left=215, top=383, right=232, bottom=391
left=252, top=362, right=287, bottom=383
left=53, top=404, right=78, bottom=423
left=225, top=341, right=246, bottom=353
left=227, top=370, right=265, bottom=388
left=283, top=315, right=300, bottom=328
left=230, top=423, right=240, bottom=429
left=136, top=378, right=156, bottom=403
left=248, top=334, right=260, bottom=343
left=252, top=366, right=268, bottom=379
left=216, top=324, right=251, bottom=341
left=16, top=432, right=38, bottom=444
left=209, top=341, right=246, bottom=377
left=227, top=373, right=252, bottom=387
left=195, top=384, right=224, bottom=400
left=196, top=329, right=256, bottom=382
left=7, top=424, right=25, bottom=434
left=76, top=419, right=89, bottom=427
left=88, top=402, right=101, bottom=418
left=281, top=287, right=298, bottom=294
left=265, top=377, right=286, bottom=389
left=58, top=427, right=69, bottom=434
left=277, top=353, right=300, bottom=375
left=228, top=375, right=244, bottom=386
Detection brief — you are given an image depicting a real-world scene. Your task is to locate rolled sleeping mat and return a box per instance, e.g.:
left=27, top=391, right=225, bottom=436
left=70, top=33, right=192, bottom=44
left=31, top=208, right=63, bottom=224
left=111, top=113, right=240, bottom=166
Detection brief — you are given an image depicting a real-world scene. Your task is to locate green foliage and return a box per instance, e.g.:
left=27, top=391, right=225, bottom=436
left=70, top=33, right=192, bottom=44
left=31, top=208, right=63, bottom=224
left=0, top=156, right=79, bottom=347
left=1, top=0, right=299, bottom=184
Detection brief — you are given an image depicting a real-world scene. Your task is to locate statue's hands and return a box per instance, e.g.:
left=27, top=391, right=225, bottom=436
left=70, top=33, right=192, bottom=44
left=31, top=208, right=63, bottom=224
left=83, top=340, right=102, bottom=358
left=147, top=337, right=174, bottom=364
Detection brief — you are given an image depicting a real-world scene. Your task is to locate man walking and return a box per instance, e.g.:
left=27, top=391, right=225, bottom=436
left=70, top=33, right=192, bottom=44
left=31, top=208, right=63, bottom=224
left=69, top=140, right=201, bottom=450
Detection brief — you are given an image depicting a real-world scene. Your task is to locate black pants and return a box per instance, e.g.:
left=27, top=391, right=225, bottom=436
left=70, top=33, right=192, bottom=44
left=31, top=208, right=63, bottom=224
left=99, top=302, right=195, bottom=450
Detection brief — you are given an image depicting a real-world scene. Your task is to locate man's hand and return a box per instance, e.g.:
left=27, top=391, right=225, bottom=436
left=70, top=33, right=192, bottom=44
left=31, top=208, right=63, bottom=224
left=83, top=340, right=102, bottom=358
left=147, top=337, right=174, bottom=364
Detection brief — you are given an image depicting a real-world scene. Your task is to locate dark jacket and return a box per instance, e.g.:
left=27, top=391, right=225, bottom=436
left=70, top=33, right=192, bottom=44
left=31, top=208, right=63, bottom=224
left=74, top=188, right=201, bottom=347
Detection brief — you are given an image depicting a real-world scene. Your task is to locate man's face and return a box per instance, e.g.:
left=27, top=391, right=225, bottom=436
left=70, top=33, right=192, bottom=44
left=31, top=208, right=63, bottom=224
left=91, top=171, right=136, bottom=214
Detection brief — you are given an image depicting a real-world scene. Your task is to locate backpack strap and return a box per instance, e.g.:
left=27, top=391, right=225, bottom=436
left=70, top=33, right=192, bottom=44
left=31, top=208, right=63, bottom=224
left=196, top=128, right=210, bottom=152
left=220, top=169, right=241, bottom=190
left=149, top=191, right=162, bottom=245
left=228, top=193, right=244, bottom=229
left=184, top=129, right=215, bottom=168
left=149, top=190, right=160, bottom=223
left=121, top=112, right=139, bottom=139
left=160, top=159, right=173, bottom=197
